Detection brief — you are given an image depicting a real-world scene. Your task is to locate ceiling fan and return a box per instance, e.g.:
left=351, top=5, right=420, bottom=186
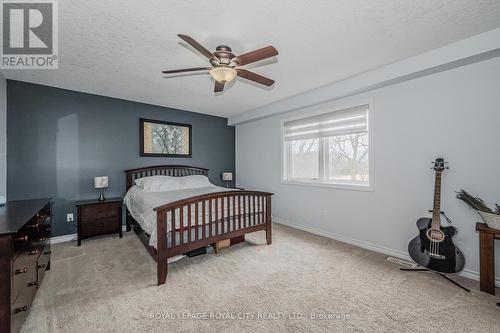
left=162, top=34, right=278, bottom=93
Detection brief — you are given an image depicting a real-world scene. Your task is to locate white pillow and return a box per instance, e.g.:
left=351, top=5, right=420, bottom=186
left=178, top=175, right=212, bottom=189
left=135, top=176, right=180, bottom=192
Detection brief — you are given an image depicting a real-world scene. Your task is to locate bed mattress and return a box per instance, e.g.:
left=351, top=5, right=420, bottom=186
left=124, top=185, right=262, bottom=248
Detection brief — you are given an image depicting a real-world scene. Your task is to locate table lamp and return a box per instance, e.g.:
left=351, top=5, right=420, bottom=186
left=94, top=176, right=109, bottom=201
left=222, top=172, right=233, bottom=188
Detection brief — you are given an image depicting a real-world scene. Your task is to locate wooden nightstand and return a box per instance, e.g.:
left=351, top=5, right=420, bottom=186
left=76, top=198, right=123, bottom=246
left=476, top=222, right=500, bottom=296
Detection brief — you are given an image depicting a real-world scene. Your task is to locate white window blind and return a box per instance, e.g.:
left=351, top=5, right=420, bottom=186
left=282, top=103, right=373, bottom=190
left=283, top=105, right=369, bottom=141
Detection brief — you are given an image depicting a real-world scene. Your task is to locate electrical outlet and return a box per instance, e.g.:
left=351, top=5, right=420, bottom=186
left=67, top=213, right=74, bottom=222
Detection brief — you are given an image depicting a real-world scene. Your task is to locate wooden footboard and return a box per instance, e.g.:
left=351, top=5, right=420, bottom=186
left=124, top=165, right=273, bottom=285
left=154, top=190, right=273, bottom=285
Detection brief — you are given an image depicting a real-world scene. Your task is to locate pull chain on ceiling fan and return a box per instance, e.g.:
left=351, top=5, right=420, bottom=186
left=162, top=34, right=278, bottom=93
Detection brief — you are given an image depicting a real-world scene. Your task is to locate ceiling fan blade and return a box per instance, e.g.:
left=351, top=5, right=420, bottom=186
left=233, top=46, right=278, bottom=66
left=236, top=69, right=275, bottom=86
left=178, top=34, right=217, bottom=61
left=162, top=67, right=210, bottom=74
left=214, top=81, right=224, bottom=93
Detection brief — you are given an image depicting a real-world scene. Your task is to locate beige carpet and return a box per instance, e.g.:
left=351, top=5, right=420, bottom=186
left=22, top=224, right=499, bottom=333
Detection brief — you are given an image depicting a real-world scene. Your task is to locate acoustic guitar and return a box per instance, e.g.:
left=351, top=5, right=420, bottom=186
left=408, top=158, right=465, bottom=274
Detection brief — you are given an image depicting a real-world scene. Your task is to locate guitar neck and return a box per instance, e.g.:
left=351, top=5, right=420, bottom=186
left=432, top=171, right=442, bottom=229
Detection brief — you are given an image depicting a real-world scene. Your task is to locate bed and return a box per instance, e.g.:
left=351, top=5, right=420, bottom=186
left=123, top=165, right=273, bottom=285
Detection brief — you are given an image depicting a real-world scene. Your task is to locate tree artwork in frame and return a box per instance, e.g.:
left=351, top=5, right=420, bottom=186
left=140, top=118, right=192, bottom=157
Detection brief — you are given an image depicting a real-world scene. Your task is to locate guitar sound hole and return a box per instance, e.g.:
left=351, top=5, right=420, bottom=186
left=426, top=229, right=444, bottom=242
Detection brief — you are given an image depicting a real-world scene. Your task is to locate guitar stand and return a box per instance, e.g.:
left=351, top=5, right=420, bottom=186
left=400, top=268, right=471, bottom=292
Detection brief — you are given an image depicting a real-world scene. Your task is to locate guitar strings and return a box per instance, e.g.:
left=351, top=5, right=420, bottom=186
left=429, top=231, right=441, bottom=257
left=430, top=232, right=439, bottom=257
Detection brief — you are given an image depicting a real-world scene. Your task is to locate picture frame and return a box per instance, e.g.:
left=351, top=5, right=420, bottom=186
left=139, top=118, right=192, bottom=157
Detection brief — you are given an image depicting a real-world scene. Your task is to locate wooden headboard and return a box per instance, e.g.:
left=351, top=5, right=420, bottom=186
left=124, top=165, right=209, bottom=190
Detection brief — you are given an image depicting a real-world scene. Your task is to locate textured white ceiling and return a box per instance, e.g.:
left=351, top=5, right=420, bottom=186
left=2, top=0, right=500, bottom=118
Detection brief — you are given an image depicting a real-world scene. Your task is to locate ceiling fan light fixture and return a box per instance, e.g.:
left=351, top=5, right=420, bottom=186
left=210, top=66, right=237, bottom=83
left=163, top=35, right=278, bottom=92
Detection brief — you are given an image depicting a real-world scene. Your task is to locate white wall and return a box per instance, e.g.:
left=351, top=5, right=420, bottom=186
left=0, top=75, right=6, bottom=198
left=236, top=56, right=500, bottom=283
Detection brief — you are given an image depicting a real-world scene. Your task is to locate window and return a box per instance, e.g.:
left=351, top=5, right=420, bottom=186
left=282, top=104, right=372, bottom=190
left=290, top=138, right=319, bottom=179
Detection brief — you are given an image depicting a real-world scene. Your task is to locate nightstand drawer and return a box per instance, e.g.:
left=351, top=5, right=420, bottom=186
left=80, top=203, right=120, bottom=221
left=81, top=217, right=119, bottom=237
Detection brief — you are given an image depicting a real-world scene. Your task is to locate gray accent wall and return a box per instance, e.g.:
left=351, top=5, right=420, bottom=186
left=7, top=80, right=235, bottom=236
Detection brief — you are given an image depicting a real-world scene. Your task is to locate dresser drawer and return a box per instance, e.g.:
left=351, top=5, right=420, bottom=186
left=11, top=280, right=38, bottom=333
left=12, top=233, right=30, bottom=257
left=12, top=254, right=37, bottom=305
left=13, top=226, right=51, bottom=260
left=37, top=245, right=51, bottom=286
left=30, top=233, right=50, bottom=249
left=25, top=219, right=52, bottom=235
left=80, top=203, right=120, bottom=221
left=81, top=217, right=119, bottom=237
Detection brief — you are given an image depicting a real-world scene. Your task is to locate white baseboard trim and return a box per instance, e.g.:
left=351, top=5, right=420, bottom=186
left=273, top=217, right=500, bottom=288
left=50, top=225, right=128, bottom=244
left=50, top=233, right=77, bottom=244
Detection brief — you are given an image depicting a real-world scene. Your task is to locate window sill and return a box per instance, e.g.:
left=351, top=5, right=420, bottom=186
left=281, top=179, right=374, bottom=192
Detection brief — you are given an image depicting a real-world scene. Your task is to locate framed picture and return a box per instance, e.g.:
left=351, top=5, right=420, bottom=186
left=140, top=118, right=192, bottom=157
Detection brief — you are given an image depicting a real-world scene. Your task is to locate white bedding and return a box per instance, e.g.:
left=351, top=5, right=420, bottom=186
left=124, top=184, right=249, bottom=248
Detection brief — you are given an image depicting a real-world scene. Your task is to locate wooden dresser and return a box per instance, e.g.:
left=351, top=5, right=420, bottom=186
left=0, top=199, right=52, bottom=333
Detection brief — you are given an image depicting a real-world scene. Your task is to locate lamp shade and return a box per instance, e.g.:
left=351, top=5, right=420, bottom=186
left=222, top=172, right=233, bottom=181
left=94, top=176, right=109, bottom=189
left=210, top=66, right=237, bottom=83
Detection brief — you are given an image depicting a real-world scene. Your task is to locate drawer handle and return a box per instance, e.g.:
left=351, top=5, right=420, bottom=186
left=38, top=264, right=47, bottom=269
left=15, top=235, right=28, bottom=242
left=15, top=267, right=28, bottom=274
left=27, top=281, right=38, bottom=287
left=15, top=305, right=28, bottom=313
left=29, top=249, right=39, bottom=255
left=44, top=250, right=51, bottom=255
